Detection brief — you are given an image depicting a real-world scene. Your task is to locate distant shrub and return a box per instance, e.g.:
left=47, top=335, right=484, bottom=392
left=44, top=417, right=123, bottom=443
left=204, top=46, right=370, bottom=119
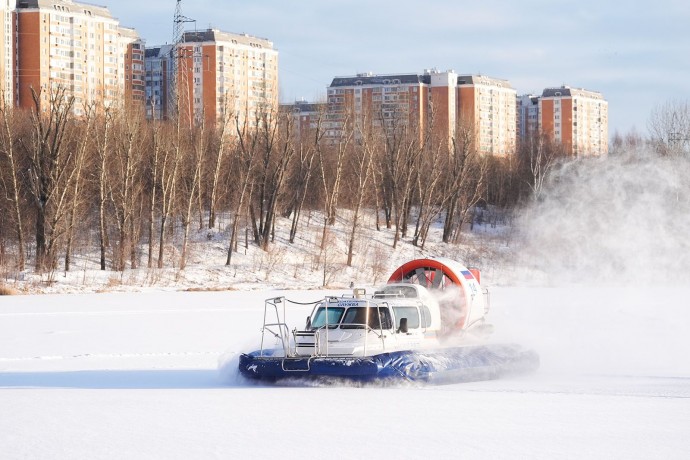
left=0, top=285, right=19, bottom=295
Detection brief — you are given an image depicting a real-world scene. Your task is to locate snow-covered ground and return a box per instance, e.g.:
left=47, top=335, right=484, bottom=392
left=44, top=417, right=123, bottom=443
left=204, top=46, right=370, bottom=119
left=1, top=286, right=689, bottom=459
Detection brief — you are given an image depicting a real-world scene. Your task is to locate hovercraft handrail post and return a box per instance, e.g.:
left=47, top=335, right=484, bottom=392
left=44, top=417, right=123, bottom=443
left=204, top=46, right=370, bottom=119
left=322, top=296, right=340, bottom=357
left=260, top=297, right=291, bottom=358
left=363, top=301, right=369, bottom=356
left=362, top=299, right=387, bottom=356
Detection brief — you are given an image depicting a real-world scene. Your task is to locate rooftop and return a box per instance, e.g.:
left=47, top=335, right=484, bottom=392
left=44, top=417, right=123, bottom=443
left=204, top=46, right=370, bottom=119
left=542, top=86, right=605, bottom=99
left=330, top=73, right=431, bottom=87
left=16, top=0, right=113, bottom=19
left=181, top=29, right=274, bottom=49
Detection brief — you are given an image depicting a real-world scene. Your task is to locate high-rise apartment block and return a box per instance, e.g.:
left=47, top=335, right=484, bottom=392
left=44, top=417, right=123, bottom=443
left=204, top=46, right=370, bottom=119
left=517, top=94, right=539, bottom=139
left=120, top=26, right=145, bottom=110
left=326, top=69, right=517, bottom=155
left=144, top=44, right=172, bottom=120
left=3, top=2, right=278, bottom=124
left=281, top=99, right=327, bottom=139
left=13, top=0, right=142, bottom=113
left=517, top=86, right=608, bottom=156
left=0, top=1, right=13, bottom=105
left=145, top=29, right=278, bottom=125
left=327, top=72, right=429, bottom=139
left=457, top=75, right=517, bottom=155
left=539, top=86, right=608, bottom=156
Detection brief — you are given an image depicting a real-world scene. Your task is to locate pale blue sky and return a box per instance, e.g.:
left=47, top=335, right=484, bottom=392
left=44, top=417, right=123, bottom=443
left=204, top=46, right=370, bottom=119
left=107, top=0, right=690, bottom=137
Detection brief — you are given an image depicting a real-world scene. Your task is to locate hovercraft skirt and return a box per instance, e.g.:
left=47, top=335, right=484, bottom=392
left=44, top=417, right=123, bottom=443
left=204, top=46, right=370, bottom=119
left=238, top=343, right=539, bottom=383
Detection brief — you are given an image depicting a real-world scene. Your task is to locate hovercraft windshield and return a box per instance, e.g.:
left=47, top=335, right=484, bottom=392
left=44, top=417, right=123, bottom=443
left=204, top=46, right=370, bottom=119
left=309, top=305, right=393, bottom=330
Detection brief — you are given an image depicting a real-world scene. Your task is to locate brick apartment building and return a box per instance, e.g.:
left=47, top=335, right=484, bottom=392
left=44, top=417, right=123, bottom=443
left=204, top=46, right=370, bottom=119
left=456, top=74, right=517, bottom=155
left=516, top=87, right=609, bottom=156
left=0, top=0, right=12, bottom=105
left=120, top=26, right=145, bottom=110
left=325, top=69, right=517, bottom=155
left=281, top=99, right=327, bottom=140
left=539, top=86, right=608, bottom=156
left=12, top=0, right=145, bottom=113
left=146, top=28, right=278, bottom=126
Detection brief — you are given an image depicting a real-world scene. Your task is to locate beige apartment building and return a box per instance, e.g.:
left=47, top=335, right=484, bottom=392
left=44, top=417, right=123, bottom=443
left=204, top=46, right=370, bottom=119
left=281, top=99, right=327, bottom=139
left=517, top=94, right=540, bottom=140
left=147, top=28, right=278, bottom=126
left=13, top=0, right=142, bottom=113
left=0, top=1, right=12, bottom=105
left=539, top=86, right=608, bottom=156
left=457, top=74, right=517, bottom=155
left=327, top=71, right=429, bottom=140
left=326, top=69, right=517, bottom=155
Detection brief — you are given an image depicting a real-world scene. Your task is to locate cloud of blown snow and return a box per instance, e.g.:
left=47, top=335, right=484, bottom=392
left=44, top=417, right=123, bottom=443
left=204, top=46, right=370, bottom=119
left=517, top=148, right=690, bottom=286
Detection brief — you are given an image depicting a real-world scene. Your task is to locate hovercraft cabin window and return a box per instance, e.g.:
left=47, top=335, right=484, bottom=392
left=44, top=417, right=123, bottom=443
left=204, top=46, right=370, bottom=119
left=420, top=305, right=432, bottom=328
left=341, top=307, right=392, bottom=330
left=311, top=307, right=345, bottom=329
left=392, top=307, right=420, bottom=329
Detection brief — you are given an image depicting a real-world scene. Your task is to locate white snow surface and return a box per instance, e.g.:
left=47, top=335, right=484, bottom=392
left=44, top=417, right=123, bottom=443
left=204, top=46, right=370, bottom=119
left=1, top=287, right=689, bottom=459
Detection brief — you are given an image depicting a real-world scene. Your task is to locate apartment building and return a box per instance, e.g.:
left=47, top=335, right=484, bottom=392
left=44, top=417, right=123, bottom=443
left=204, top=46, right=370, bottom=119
left=327, top=71, right=430, bottom=140
left=539, top=86, right=608, bottom=156
left=146, top=28, right=278, bottom=125
left=456, top=75, right=517, bottom=155
left=0, top=0, right=12, bottom=105
left=14, top=0, right=141, bottom=113
left=120, top=26, right=145, bottom=110
left=281, top=99, right=327, bottom=139
left=516, top=94, right=540, bottom=140
left=326, top=70, right=516, bottom=155
left=144, top=44, right=171, bottom=120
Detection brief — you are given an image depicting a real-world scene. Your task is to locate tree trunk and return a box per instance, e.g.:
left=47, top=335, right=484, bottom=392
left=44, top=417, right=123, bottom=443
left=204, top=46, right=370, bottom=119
left=0, top=104, right=26, bottom=271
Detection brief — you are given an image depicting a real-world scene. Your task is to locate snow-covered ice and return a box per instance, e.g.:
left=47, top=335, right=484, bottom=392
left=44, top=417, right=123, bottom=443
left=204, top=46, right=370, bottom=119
left=1, top=286, right=689, bottom=459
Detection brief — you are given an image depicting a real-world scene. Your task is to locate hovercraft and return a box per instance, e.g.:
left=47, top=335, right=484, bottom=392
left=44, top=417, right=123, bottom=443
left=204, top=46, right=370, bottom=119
left=238, top=258, right=539, bottom=383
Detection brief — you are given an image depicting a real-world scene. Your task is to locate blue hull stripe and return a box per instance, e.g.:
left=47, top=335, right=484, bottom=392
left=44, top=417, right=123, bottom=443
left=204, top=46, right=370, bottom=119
left=238, top=344, right=539, bottom=383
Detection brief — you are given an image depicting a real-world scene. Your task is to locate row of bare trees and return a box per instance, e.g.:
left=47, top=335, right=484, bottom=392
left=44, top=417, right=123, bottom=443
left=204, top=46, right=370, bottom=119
left=0, top=87, right=562, bottom=275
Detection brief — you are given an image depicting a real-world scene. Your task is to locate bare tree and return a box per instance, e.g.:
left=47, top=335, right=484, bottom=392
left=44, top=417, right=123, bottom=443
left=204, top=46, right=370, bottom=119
left=249, top=105, right=295, bottom=251
left=145, top=120, right=164, bottom=269
left=648, top=100, right=690, bottom=156
left=226, top=107, right=259, bottom=265
left=318, top=112, right=352, bottom=249
left=345, top=115, right=375, bottom=266
left=484, top=154, right=522, bottom=212
left=0, top=97, right=26, bottom=270
left=109, top=107, right=145, bottom=271
left=412, top=141, right=444, bottom=249
left=63, top=103, right=95, bottom=271
left=520, top=131, right=562, bottom=202
left=610, top=128, right=645, bottom=156
left=93, top=108, right=113, bottom=270
left=379, top=110, right=422, bottom=248
left=441, top=121, right=488, bottom=244
left=156, top=121, right=181, bottom=268
left=23, top=87, right=77, bottom=271
left=207, top=97, right=233, bottom=229
left=285, top=107, right=324, bottom=244
left=179, top=117, right=205, bottom=269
